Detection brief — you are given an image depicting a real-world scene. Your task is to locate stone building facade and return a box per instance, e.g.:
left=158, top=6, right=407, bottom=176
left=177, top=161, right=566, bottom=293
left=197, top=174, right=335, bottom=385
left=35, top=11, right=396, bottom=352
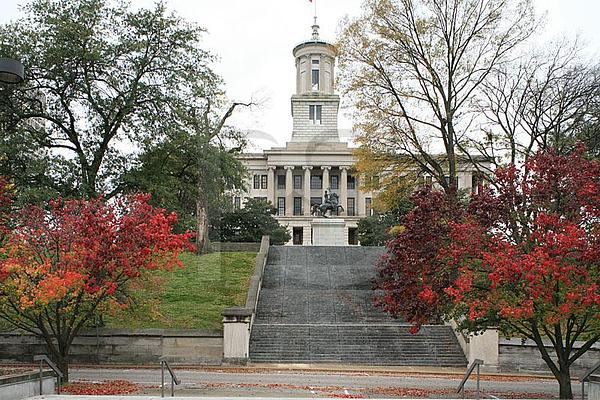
left=236, top=24, right=488, bottom=246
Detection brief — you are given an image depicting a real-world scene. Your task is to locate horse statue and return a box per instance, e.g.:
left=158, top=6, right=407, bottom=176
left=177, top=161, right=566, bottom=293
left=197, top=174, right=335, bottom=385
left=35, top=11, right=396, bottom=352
left=311, top=191, right=344, bottom=218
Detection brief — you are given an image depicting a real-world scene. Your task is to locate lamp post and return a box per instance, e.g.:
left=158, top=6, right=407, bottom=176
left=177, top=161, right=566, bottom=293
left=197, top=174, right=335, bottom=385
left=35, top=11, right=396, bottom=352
left=0, top=58, right=24, bottom=84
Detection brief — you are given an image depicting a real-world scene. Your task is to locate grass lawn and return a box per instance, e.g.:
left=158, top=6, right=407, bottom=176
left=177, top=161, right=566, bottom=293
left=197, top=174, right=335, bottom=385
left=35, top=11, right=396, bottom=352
left=105, top=252, right=256, bottom=331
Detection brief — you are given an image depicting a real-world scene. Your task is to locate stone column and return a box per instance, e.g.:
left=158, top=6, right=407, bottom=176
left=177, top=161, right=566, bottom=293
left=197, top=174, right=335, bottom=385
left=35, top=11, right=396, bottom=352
left=303, top=166, right=312, bottom=216
left=321, top=166, right=331, bottom=199
left=356, top=175, right=365, bottom=216
left=284, top=166, right=294, bottom=216
left=340, top=166, right=349, bottom=216
left=267, top=166, right=276, bottom=205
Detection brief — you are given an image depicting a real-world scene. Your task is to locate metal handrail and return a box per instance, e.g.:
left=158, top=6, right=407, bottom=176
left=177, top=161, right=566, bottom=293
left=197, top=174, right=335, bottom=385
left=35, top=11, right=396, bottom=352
left=457, top=359, right=484, bottom=399
left=33, top=354, right=64, bottom=395
left=580, top=360, right=600, bottom=400
left=159, top=356, right=181, bottom=397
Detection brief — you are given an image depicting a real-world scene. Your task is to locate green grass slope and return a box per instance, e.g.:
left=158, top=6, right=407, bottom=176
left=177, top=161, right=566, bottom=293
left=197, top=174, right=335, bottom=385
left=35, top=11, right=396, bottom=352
left=105, top=252, right=256, bottom=331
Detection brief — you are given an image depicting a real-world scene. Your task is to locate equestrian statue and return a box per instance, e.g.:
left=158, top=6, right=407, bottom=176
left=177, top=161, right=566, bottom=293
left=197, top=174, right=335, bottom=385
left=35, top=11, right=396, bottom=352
left=311, top=190, right=344, bottom=218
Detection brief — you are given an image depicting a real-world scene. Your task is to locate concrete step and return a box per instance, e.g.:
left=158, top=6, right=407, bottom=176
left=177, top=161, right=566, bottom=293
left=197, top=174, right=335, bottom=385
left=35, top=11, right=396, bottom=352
left=250, top=246, right=467, bottom=367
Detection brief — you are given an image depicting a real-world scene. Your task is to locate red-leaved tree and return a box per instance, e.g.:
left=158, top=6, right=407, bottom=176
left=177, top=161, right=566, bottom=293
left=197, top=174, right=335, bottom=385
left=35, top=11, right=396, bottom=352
left=376, top=147, right=599, bottom=398
left=444, top=147, right=600, bottom=399
left=375, top=188, right=464, bottom=331
left=0, top=194, right=192, bottom=381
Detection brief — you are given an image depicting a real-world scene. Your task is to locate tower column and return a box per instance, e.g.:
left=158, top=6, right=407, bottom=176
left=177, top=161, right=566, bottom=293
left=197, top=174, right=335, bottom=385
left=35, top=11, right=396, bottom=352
left=340, top=166, right=349, bottom=216
left=321, top=166, right=331, bottom=199
left=267, top=166, right=276, bottom=205
left=284, top=166, right=294, bottom=216
left=303, top=166, right=312, bottom=216
left=305, top=55, right=311, bottom=92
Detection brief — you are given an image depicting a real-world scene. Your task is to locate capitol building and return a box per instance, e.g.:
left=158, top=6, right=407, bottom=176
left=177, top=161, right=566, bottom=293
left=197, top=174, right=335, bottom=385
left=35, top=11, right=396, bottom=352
left=237, top=23, right=487, bottom=246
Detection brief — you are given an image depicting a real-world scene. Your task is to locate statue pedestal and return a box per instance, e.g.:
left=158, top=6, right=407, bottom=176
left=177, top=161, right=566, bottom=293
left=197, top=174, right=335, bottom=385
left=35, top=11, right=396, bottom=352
left=312, top=218, right=346, bottom=246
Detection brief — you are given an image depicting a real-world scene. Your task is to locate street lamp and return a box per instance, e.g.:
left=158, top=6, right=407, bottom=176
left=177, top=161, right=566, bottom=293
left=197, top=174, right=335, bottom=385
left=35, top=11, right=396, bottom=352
left=0, top=58, right=24, bottom=84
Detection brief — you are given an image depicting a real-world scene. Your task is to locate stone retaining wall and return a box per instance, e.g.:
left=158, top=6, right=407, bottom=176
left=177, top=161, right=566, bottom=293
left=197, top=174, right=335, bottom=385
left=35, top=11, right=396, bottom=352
left=0, top=329, right=223, bottom=365
left=499, top=338, right=600, bottom=376
left=210, top=242, right=261, bottom=253
left=0, top=370, right=55, bottom=400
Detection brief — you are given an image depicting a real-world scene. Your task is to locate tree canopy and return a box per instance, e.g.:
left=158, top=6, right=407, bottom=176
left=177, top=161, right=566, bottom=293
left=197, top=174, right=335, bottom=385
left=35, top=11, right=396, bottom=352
left=0, top=0, right=222, bottom=200
left=0, top=194, right=191, bottom=381
left=375, top=147, right=600, bottom=398
left=210, top=198, right=291, bottom=245
left=338, top=0, right=536, bottom=199
left=357, top=198, right=412, bottom=246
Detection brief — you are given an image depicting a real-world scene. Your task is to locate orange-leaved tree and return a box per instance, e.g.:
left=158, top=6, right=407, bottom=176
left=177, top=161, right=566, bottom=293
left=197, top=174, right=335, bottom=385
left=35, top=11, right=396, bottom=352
left=0, top=194, right=192, bottom=381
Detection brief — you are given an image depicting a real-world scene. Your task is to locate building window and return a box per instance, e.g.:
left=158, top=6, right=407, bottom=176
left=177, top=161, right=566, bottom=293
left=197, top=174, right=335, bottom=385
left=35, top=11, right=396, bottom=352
left=293, top=175, right=302, bottom=190
left=309, top=105, right=322, bottom=124
left=347, top=175, right=355, bottom=189
left=365, top=197, right=372, bottom=216
left=254, top=196, right=267, bottom=202
left=277, top=197, right=285, bottom=216
left=347, top=197, right=355, bottom=216
left=312, top=59, right=320, bottom=91
left=312, top=70, right=320, bottom=91
left=253, top=175, right=260, bottom=189
left=234, top=196, right=241, bottom=210
left=472, top=172, right=484, bottom=194
left=419, top=174, right=433, bottom=187
left=310, top=175, right=322, bottom=189
left=310, top=197, right=322, bottom=206
left=444, top=175, right=459, bottom=188
left=330, top=175, right=339, bottom=190
left=348, top=228, right=358, bottom=245
left=293, top=227, right=304, bottom=245
left=293, top=197, right=302, bottom=215
left=261, top=174, right=267, bottom=189
left=277, top=174, right=286, bottom=189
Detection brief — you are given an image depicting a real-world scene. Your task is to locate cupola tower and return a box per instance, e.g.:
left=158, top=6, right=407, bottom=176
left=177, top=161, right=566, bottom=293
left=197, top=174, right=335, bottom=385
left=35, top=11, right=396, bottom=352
left=290, top=21, right=340, bottom=142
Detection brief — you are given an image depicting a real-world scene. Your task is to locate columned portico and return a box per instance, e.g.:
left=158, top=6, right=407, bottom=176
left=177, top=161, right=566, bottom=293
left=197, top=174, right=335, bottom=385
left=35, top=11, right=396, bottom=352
left=303, top=166, right=312, bottom=216
left=340, top=166, right=348, bottom=216
left=284, top=166, right=294, bottom=216
left=267, top=166, right=276, bottom=204
left=356, top=175, right=365, bottom=217
left=321, top=166, right=330, bottom=195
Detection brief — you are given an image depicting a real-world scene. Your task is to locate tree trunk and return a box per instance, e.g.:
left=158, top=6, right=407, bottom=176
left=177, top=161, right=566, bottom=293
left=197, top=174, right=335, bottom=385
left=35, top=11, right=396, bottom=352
left=558, top=367, right=573, bottom=399
left=196, top=197, right=210, bottom=255
left=57, top=355, right=69, bottom=384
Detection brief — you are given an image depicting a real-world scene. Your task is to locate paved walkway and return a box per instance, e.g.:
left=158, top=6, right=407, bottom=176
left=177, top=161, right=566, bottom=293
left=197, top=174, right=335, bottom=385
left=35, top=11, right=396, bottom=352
left=67, top=366, right=573, bottom=398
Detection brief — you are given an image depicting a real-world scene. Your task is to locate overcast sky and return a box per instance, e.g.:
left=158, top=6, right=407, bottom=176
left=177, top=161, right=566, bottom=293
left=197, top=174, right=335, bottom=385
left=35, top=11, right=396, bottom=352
left=2, top=0, right=599, bottom=150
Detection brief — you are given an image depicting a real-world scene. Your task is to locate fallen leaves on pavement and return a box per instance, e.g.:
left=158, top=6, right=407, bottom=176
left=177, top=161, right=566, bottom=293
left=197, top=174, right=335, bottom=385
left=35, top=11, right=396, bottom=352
left=62, top=380, right=140, bottom=395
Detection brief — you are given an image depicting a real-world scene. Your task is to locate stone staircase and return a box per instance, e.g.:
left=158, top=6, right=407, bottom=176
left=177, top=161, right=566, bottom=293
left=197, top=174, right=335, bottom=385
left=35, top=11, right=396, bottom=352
left=249, top=246, right=467, bottom=367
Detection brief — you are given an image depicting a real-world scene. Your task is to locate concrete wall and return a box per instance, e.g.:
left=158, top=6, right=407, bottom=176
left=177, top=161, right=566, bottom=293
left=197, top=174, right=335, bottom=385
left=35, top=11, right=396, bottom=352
left=0, top=329, right=223, bottom=365
left=210, top=242, right=261, bottom=253
left=499, top=338, right=600, bottom=376
left=0, top=371, right=55, bottom=400
left=589, top=375, right=600, bottom=400
left=222, top=236, right=270, bottom=363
